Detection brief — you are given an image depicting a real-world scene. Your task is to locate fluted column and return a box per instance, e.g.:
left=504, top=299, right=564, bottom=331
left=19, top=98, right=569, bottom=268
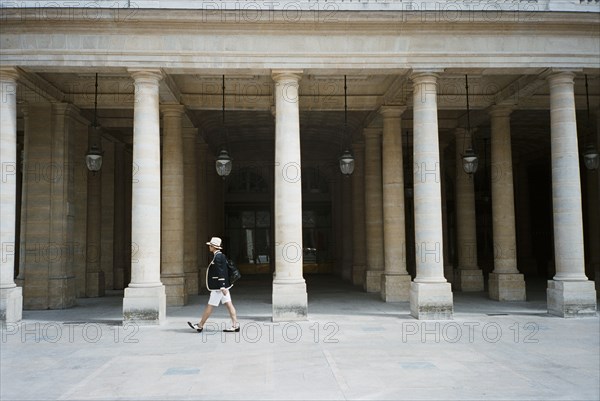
left=363, top=127, right=384, bottom=293
left=183, top=128, right=198, bottom=296
left=271, top=70, right=307, bottom=321
left=488, top=106, right=526, bottom=301
left=454, top=128, right=484, bottom=291
left=409, top=71, right=453, bottom=319
left=85, top=124, right=105, bottom=297
left=380, top=106, right=411, bottom=302
left=352, top=143, right=367, bottom=286
left=123, top=69, right=166, bottom=324
left=161, top=105, right=186, bottom=306
left=0, top=68, right=23, bottom=322
left=546, top=71, right=596, bottom=317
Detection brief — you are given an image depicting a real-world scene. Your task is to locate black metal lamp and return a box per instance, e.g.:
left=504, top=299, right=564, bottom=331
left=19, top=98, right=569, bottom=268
left=85, top=73, right=103, bottom=173
left=583, top=74, right=599, bottom=171
left=216, top=75, right=233, bottom=177
left=461, top=74, right=478, bottom=175
left=339, top=75, right=355, bottom=175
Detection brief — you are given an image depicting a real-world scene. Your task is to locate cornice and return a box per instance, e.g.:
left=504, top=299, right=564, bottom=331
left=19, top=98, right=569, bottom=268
left=1, top=10, right=598, bottom=34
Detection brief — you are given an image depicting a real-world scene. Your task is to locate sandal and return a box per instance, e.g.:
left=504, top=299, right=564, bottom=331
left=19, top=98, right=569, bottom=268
left=187, top=321, right=203, bottom=333
left=223, top=325, right=240, bottom=333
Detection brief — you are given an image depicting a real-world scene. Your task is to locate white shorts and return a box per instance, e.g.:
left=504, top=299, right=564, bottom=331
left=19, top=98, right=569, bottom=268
left=208, top=290, right=232, bottom=306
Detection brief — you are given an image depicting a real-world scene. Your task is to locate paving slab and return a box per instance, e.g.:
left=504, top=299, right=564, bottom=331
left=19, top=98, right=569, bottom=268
left=1, top=276, right=598, bottom=401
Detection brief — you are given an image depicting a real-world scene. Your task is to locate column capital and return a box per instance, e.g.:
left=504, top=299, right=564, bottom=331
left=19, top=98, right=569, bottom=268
left=0, top=67, right=19, bottom=82
left=271, top=70, right=303, bottom=83
left=161, top=104, right=185, bottom=117
left=547, top=70, right=576, bottom=86
left=409, top=70, right=441, bottom=84
left=489, top=105, right=514, bottom=118
left=128, top=68, right=163, bottom=84
left=363, top=127, right=382, bottom=139
left=379, top=105, right=407, bottom=118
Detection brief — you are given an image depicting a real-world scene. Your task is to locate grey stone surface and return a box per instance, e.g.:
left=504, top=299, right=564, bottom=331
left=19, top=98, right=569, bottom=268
left=1, top=276, right=598, bottom=401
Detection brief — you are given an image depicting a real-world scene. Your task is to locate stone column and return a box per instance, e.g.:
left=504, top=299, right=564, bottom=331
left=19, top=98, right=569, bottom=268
left=341, top=175, right=353, bottom=281
left=488, top=106, right=526, bottom=301
left=161, top=105, right=186, bottom=306
left=363, top=127, right=384, bottom=293
left=546, top=71, right=596, bottom=317
left=271, top=70, right=307, bottom=321
left=439, top=132, right=454, bottom=284
left=123, top=69, right=166, bottom=324
left=590, top=113, right=600, bottom=292
left=101, top=141, right=114, bottom=289
left=183, top=128, right=199, bottom=296
left=113, top=143, right=126, bottom=290
left=197, top=141, right=208, bottom=292
left=352, top=142, right=367, bottom=286
left=454, top=128, right=484, bottom=291
left=380, top=106, right=411, bottom=302
left=0, top=68, right=23, bottom=322
left=409, top=71, right=453, bottom=319
left=85, top=125, right=105, bottom=297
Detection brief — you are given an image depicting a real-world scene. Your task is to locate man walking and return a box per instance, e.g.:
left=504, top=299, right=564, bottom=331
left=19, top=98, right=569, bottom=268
left=188, top=237, right=240, bottom=333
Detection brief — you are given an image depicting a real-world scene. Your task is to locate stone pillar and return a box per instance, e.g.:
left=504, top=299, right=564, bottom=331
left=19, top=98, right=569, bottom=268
left=488, top=106, right=526, bottom=301
left=380, top=106, right=411, bottom=302
left=197, top=141, right=208, bottom=293
left=546, top=71, right=596, bottom=317
left=271, top=70, right=307, bottom=321
left=113, top=143, right=126, bottom=290
left=183, top=128, right=199, bottom=296
left=341, top=175, right=353, bottom=281
left=161, top=105, right=186, bottom=306
left=454, top=128, right=484, bottom=291
left=363, top=127, right=384, bottom=293
left=0, top=68, right=23, bottom=322
left=439, top=132, right=454, bottom=284
left=73, top=120, right=88, bottom=297
left=123, top=69, right=166, bottom=324
left=101, top=141, right=114, bottom=289
left=590, top=113, right=600, bottom=292
left=352, top=142, right=367, bottom=286
left=409, top=71, right=453, bottom=319
left=85, top=125, right=105, bottom=297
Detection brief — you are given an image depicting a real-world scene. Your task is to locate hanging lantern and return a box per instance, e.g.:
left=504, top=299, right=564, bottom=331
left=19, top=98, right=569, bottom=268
left=339, top=149, right=355, bottom=175
left=216, top=149, right=233, bottom=177
left=85, top=142, right=103, bottom=173
left=583, top=143, right=599, bottom=171
left=462, top=146, right=479, bottom=175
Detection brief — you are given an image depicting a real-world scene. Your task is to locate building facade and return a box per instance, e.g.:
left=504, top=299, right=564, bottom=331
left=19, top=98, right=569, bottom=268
left=1, top=1, right=599, bottom=323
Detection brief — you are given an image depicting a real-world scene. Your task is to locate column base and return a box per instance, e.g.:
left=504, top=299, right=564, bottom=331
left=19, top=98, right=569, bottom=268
left=488, top=272, right=526, bottom=301
left=49, top=276, right=76, bottom=309
left=0, top=286, right=23, bottom=323
left=123, top=285, right=166, bottom=325
left=352, top=265, right=365, bottom=287
left=86, top=271, right=105, bottom=298
left=364, top=270, right=383, bottom=293
left=547, top=280, right=597, bottom=318
left=162, top=275, right=187, bottom=306
left=454, top=269, right=484, bottom=292
left=185, top=271, right=199, bottom=296
left=381, top=274, right=411, bottom=302
left=410, top=282, right=453, bottom=320
left=272, top=281, right=307, bottom=322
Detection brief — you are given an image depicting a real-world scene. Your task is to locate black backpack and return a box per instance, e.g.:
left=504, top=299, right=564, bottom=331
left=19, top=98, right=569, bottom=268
left=227, top=258, right=242, bottom=284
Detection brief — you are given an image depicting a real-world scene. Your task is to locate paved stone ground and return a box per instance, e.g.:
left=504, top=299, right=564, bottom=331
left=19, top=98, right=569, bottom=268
left=1, top=276, right=599, bottom=400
